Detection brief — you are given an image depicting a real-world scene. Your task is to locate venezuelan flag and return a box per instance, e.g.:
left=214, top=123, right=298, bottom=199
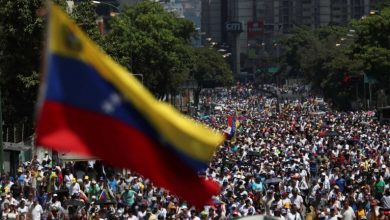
left=35, top=4, right=223, bottom=207
left=227, top=114, right=240, bottom=143
left=99, top=189, right=113, bottom=202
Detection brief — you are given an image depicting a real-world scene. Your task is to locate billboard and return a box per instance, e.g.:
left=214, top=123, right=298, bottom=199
left=225, top=21, right=243, bottom=33
left=247, top=21, right=264, bottom=39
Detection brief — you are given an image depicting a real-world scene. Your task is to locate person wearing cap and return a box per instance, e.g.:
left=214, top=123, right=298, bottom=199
left=50, top=193, right=62, bottom=211
left=70, top=177, right=81, bottom=196
left=83, top=175, right=91, bottom=190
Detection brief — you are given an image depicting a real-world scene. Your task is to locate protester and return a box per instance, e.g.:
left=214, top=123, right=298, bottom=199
left=0, top=83, right=388, bottom=219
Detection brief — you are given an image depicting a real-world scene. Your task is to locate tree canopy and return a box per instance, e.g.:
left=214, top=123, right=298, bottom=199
left=104, top=1, right=197, bottom=97
left=0, top=0, right=46, bottom=128
left=351, top=7, right=390, bottom=85
left=0, top=0, right=101, bottom=132
left=190, top=47, right=233, bottom=105
left=0, top=0, right=234, bottom=136
left=283, top=25, right=362, bottom=108
left=283, top=8, right=390, bottom=109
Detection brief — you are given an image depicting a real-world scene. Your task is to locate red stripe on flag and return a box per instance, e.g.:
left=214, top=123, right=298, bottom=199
left=36, top=101, right=219, bottom=207
left=228, top=115, right=233, bottom=127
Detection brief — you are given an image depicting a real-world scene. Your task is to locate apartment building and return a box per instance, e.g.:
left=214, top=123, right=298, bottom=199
left=201, top=0, right=380, bottom=75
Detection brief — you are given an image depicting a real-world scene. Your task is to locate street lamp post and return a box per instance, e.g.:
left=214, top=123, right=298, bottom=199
left=132, top=74, right=144, bottom=84
left=0, top=78, right=3, bottom=172
left=92, top=1, right=120, bottom=12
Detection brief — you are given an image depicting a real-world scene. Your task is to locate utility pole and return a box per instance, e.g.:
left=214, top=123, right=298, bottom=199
left=0, top=87, right=3, bottom=172
left=232, top=0, right=240, bottom=76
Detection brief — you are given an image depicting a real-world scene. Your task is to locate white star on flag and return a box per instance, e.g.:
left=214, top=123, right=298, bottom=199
left=101, top=93, right=122, bottom=114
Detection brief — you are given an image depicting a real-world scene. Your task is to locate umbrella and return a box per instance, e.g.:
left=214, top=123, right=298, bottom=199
left=360, top=121, right=370, bottom=126
left=247, top=151, right=261, bottom=157
left=96, top=201, right=117, bottom=205
left=265, top=177, right=283, bottom=185
left=64, top=199, right=84, bottom=207
left=325, top=131, right=339, bottom=137
left=238, top=215, right=279, bottom=220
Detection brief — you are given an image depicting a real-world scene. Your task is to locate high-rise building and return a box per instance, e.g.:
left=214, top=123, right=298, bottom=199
left=201, top=0, right=380, bottom=76
left=201, top=0, right=223, bottom=43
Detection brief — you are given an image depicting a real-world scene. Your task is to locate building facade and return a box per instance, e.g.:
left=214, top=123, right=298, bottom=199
left=201, top=0, right=381, bottom=76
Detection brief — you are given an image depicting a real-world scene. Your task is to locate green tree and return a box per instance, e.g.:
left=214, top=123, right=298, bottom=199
left=351, top=8, right=390, bottom=90
left=70, top=0, right=102, bottom=44
left=283, top=25, right=363, bottom=109
left=190, top=47, right=233, bottom=106
left=105, top=1, right=196, bottom=98
left=0, top=0, right=102, bottom=135
left=282, top=27, right=314, bottom=75
left=0, top=0, right=46, bottom=130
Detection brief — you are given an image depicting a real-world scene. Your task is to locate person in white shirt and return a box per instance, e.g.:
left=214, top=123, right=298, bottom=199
left=274, top=208, right=286, bottom=220
left=64, top=170, right=74, bottom=191
left=341, top=200, right=356, bottom=220
left=366, top=200, right=379, bottom=220
left=190, top=209, right=201, bottom=220
left=17, top=200, right=28, bottom=218
left=327, top=208, right=339, bottom=220
left=70, top=178, right=81, bottom=196
left=50, top=194, right=63, bottom=211
left=157, top=206, right=167, bottom=219
left=31, top=200, right=43, bottom=220
left=382, top=189, right=390, bottom=209
left=328, top=186, right=342, bottom=201
left=287, top=205, right=302, bottom=220
left=263, top=190, right=275, bottom=216
left=299, top=177, right=309, bottom=197
left=290, top=189, right=304, bottom=213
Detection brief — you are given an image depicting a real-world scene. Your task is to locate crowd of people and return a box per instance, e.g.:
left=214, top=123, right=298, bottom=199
left=1, top=83, right=389, bottom=220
